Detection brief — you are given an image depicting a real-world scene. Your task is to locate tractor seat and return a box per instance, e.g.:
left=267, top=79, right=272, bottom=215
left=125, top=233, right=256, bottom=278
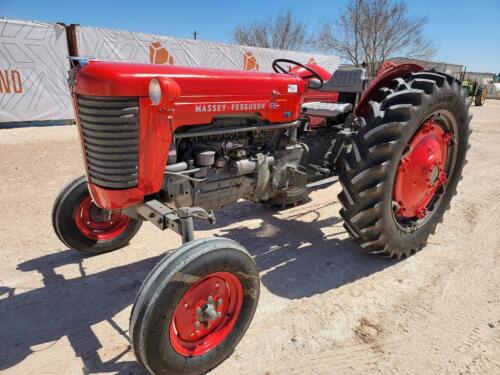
left=319, top=67, right=367, bottom=93
left=301, top=68, right=366, bottom=118
left=301, top=102, right=352, bottom=118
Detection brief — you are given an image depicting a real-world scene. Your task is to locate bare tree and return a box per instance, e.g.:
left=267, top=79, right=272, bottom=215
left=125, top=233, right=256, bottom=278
left=317, top=0, right=437, bottom=77
left=232, top=11, right=308, bottom=51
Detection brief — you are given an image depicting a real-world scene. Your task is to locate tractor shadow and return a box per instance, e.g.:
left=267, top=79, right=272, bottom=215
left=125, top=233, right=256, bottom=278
left=0, top=249, right=155, bottom=374
left=199, top=199, right=399, bottom=299
left=0, top=199, right=398, bottom=373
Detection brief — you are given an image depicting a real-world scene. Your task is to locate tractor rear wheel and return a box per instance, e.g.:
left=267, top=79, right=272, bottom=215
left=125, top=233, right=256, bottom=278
left=130, top=238, right=259, bottom=375
left=474, top=87, right=486, bottom=106
left=338, top=71, right=471, bottom=257
left=52, top=176, right=142, bottom=255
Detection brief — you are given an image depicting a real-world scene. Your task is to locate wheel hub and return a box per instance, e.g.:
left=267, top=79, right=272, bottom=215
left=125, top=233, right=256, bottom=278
left=169, top=271, right=243, bottom=356
left=74, top=196, right=130, bottom=240
left=394, top=119, right=453, bottom=220
left=196, top=295, right=223, bottom=325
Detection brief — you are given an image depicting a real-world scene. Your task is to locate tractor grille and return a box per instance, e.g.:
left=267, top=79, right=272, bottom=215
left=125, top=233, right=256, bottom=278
left=77, top=95, right=139, bottom=189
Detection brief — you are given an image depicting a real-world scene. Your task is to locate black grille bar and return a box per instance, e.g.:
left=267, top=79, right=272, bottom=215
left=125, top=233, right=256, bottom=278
left=77, top=95, right=139, bottom=189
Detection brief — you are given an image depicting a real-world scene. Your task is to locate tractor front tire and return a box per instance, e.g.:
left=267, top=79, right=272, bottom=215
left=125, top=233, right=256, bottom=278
left=130, top=238, right=260, bottom=375
left=52, top=176, right=142, bottom=255
left=338, top=71, right=471, bottom=258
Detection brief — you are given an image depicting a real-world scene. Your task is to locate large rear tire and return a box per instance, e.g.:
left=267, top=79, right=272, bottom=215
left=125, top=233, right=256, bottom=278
left=338, top=71, right=471, bottom=257
left=130, top=238, right=260, bottom=375
left=52, top=176, right=142, bottom=255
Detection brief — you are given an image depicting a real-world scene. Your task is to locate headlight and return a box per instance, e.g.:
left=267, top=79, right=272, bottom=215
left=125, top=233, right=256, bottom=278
left=149, top=78, right=162, bottom=105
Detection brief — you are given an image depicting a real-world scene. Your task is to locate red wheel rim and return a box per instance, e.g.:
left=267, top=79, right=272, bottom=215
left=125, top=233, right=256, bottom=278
left=169, top=271, right=244, bottom=357
left=393, top=118, right=453, bottom=221
left=74, top=196, right=130, bottom=240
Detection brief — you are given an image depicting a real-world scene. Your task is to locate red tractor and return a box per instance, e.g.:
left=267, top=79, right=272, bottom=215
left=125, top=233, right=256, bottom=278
left=53, top=57, right=471, bottom=374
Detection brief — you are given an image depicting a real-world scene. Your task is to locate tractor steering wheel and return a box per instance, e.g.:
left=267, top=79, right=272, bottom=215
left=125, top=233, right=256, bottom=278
left=272, top=58, right=324, bottom=88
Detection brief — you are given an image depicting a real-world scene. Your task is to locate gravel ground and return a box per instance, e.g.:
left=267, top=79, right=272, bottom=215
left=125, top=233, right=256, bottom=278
left=0, top=101, right=499, bottom=375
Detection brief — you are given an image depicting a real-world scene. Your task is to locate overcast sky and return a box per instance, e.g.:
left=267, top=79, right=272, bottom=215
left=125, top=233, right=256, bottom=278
left=2, top=0, right=499, bottom=72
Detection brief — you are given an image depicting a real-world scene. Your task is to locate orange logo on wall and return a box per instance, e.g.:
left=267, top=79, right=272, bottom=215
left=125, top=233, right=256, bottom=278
left=0, top=69, right=22, bottom=94
left=149, top=42, right=174, bottom=65
left=243, top=52, right=259, bottom=71
left=307, top=57, right=317, bottom=65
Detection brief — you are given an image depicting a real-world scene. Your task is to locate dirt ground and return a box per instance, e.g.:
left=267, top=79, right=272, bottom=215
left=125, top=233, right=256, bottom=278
left=1, top=101, right=499, bottom=375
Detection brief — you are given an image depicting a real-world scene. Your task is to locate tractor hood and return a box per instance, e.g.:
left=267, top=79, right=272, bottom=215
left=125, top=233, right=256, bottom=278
left=74, top=61, right=305, bottom=98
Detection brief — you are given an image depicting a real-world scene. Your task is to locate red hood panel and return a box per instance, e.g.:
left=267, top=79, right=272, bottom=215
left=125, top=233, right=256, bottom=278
left=75, top=61, right=304, bottom=98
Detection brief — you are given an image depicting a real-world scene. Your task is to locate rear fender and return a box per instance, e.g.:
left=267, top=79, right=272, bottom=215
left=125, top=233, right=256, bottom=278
left=355, top=63, right=424, bottom=116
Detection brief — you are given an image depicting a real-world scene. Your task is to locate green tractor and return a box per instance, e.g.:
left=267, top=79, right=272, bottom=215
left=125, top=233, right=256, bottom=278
left=460, top=68, right=487, bottom=106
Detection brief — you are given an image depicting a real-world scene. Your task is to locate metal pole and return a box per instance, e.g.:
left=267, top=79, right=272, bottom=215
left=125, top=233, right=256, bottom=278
left=180, top=216, right=195, bottom=243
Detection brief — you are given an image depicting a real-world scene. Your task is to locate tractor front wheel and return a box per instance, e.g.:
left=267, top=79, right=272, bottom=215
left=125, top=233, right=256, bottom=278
left=338, top=71, right=471, bottom=257
left=52, top=176, right=142, bottom=255
left=130, top=237, right=260, bottom=375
